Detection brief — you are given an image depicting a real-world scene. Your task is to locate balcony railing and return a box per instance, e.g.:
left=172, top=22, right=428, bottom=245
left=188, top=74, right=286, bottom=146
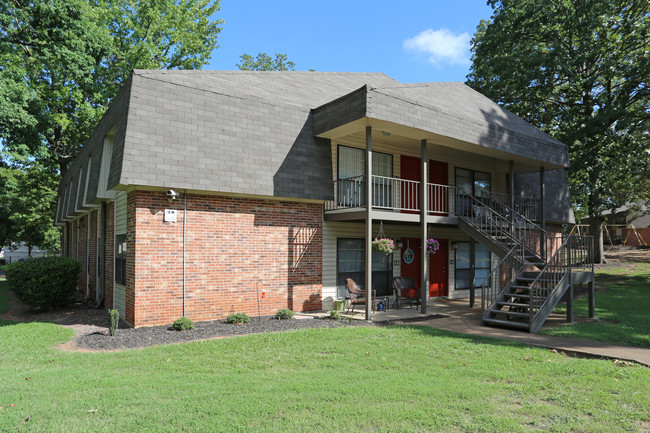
left=325, top=175, right=458, bottom=216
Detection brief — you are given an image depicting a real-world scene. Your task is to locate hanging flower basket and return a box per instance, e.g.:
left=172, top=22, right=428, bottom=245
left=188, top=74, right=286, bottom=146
left=426, top=238, right=440, bottom=255
left=372, top=238, right=395, bottom=255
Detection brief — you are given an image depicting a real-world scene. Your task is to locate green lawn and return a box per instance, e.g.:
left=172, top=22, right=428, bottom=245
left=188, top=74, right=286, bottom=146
left=542, top=262, right=650, bottom=347
left=0, top=322, right=648, bottom=432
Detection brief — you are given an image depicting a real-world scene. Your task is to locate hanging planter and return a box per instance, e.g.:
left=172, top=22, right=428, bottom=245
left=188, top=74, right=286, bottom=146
left=426, top=238, right=440, bottom=255
left=372, top=238, right=395, bottom=255
left=372, top=221, right=395, bottom=255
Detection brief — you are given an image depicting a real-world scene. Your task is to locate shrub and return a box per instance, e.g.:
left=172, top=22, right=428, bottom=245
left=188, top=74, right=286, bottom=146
left=275, top=308, right=294, bottom=320
left=108, top=309, right=119, bottom=336
left=170, top=316, right=195, bottom=331
left=329, top=309, right=341, bottom=320
left=6, top=256, right=81, bottom=309
left=226, top=312, right=250, bottom=324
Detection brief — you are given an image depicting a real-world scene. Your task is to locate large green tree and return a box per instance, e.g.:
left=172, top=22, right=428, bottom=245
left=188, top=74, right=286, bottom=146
left=237, top=52, right=295, bottom=71
left=0, top=0, right=223, bottom=251
left=467, top=0, right=650, bottom=262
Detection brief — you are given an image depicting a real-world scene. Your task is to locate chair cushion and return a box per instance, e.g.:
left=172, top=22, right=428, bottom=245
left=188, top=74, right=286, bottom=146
left=400, top=288, right=417, bottom=298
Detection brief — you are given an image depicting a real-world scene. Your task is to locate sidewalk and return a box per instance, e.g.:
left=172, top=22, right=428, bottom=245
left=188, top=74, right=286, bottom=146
left=411, top=309, right=650, bottom=367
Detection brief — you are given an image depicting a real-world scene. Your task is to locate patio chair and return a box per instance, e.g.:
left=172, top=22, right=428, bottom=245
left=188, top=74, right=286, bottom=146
left=345, top=278, right=376, bottom=314
left=392, top=277, right=421, bottom=309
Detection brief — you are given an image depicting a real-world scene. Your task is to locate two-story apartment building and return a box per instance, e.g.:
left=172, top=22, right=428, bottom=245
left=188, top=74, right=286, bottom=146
left=57, top=70, right=590, bottom=331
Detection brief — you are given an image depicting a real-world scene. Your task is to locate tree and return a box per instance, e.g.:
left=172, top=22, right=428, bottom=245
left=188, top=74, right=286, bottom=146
left=467, top=0, right=650, bottom=263
left=0, top=0, right=222, bottom=253
left=237, top=53, right=295, bottom=71
left=0, top=0, right=223, bottom=175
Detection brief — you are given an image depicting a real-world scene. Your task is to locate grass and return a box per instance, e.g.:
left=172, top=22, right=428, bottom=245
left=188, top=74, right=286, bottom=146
left=542, top=262, right=650, bottom=347
left=0, top=323, right=648, bottom=432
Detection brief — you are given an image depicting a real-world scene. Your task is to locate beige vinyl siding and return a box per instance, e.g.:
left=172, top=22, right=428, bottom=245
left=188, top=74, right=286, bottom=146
left=322, top=220, right=490, bottom=306
left=331, top=137, right=510, bottom=195
left=113, top=191, right=127, bottom=317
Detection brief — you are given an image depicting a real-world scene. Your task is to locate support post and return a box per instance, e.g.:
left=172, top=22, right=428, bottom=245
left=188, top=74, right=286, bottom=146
left=509, top=160, right=515, bottom=221
left=539, top=167, right=546, bottom=257
left=420, top=139, right=428, bottom=314
left=365, top=126, right=373, bottom=320
left=588, top=281, right=595, bottom=318
left=566, top=284, right=574, bottom=323
left=469, top=239, right=476, bottom=308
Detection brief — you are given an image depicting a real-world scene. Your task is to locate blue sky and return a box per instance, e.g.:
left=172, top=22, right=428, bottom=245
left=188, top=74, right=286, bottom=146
left=208, top=0, right=494, bottom=83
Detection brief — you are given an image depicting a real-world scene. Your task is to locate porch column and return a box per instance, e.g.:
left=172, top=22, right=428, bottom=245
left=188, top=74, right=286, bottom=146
left=420, top=139, right=428, bottom=313
left=365, top=126, right=373, bottom=320
left=469, top=239, right=476, bottom=308
left=539, top=167, right=546, bottom=257
left=509, top=160, right=515, bottom=221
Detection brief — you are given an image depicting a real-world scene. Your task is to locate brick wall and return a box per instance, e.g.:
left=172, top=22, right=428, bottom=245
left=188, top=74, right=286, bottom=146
left=131, top=191, right=323, bottom=327
left=622, top=228, right=650, bottom=247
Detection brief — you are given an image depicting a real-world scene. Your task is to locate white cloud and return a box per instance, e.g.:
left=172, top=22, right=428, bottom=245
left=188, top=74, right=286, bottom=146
left=403, top=28, right=471, bottom=66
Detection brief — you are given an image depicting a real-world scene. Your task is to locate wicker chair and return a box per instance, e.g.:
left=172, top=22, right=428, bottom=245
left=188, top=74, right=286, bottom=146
left=345, top=278, right=376, bottom=313
left=392, top=277, right=421, bottom=309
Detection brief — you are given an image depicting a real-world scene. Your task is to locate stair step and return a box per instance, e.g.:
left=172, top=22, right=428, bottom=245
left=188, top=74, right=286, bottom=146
left=496, top=301, right=529, bottom=308
left=489, top=310, right=530, bottom=318
left=510, top=285, right=532, bottom=291
left=505, top=292, right=530, bottom=298
left=483, top=317, right=530, bottom=330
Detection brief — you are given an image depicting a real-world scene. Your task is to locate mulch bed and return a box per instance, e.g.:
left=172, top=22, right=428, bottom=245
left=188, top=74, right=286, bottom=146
left=75, top=315, right=376, bottom=351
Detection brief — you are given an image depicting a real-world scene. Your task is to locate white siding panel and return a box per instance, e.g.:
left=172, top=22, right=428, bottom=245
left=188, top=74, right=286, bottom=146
left=115, top=191, right=127, bottom=235
left=114, top=283, right=126, bottom=318
left=323, top=221, right=481, bottom=306
left=114, top=190, right=127, bottom=317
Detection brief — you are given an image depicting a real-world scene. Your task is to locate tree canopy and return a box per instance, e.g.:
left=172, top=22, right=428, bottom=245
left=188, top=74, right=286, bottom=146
left=467, top=0, right=650, bottom=262
left=237, top=53, right=296, bottom=71
left=0, top=0, right=223, bottom=252
left=1, top=0, right=223, bottom=174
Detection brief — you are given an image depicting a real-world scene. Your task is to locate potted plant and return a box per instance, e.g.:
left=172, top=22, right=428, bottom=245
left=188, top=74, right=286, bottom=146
left=372, top=238, right=395, bottom=255
left=426, top=238, right=440, bottom=255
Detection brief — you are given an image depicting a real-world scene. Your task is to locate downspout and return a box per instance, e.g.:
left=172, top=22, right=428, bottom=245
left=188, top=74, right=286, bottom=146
left=182, top=190, right=187, bottom=317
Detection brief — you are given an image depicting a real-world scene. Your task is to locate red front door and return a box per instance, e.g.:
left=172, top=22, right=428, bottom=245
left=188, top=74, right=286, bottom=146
left=400, top=155, right=421, bottom=213
left=400, top=237, right=421, bottom=289
left=429, top=160, right=449, bottom=215
left=429, top=238, right=449, bottom=297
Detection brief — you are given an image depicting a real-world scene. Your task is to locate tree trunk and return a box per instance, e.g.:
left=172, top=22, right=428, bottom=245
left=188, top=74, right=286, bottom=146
left=589, top=218, right=606, bottom=264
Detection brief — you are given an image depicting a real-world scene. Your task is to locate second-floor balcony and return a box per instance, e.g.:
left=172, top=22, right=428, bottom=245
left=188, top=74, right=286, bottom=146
left=324, top=175, right=540, bottom=223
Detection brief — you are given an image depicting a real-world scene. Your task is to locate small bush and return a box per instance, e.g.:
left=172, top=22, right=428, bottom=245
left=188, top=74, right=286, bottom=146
left=329, top=309, right=341, bottom=320
left=108, top=309, right=119, bottom=336
left=170, top=316, right=195, bottom=331
left=226, top=312, right=250, bottom=324
left=6, top=256, right=81, bottom=309
left=275, top=308, right=294, bottom=320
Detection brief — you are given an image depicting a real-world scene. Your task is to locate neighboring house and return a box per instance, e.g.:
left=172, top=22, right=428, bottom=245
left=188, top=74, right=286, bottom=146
left=1, top=243, right=49, bottom=263
left=581, top=204, right=650, bottom=246
left=56, top=70, right=591, bottom=330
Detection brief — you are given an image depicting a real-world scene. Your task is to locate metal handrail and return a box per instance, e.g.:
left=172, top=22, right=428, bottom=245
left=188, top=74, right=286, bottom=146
left=480, top=240, right=525, bottom=312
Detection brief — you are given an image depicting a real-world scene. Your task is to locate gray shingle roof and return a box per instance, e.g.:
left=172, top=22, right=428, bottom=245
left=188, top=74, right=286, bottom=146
left=57, top=70, right=574, bottom=224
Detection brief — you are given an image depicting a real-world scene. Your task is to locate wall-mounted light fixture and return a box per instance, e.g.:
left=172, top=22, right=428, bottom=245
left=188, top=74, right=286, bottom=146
left=382, top=131, right=391, bottom=136
left=396, top=240, right=403, bottom=249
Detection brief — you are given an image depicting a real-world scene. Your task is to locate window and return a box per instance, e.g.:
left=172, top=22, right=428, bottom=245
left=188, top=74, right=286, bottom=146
left=337, top=145, right=393, bottom=207
left=336, top=238, right=392, bottom=298
left=454, top=242, right=491, bottom=289
left=115, top=234, right=126, bottom=285
left=455, top=168, right=491, bottom=216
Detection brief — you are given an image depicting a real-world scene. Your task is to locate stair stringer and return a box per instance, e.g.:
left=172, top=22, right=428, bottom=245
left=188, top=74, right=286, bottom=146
left=529, top=271, right=571, bottom=333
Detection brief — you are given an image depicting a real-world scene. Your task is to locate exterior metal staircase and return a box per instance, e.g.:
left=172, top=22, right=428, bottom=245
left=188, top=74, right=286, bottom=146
left=457, top=193, right=594, bottom=333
